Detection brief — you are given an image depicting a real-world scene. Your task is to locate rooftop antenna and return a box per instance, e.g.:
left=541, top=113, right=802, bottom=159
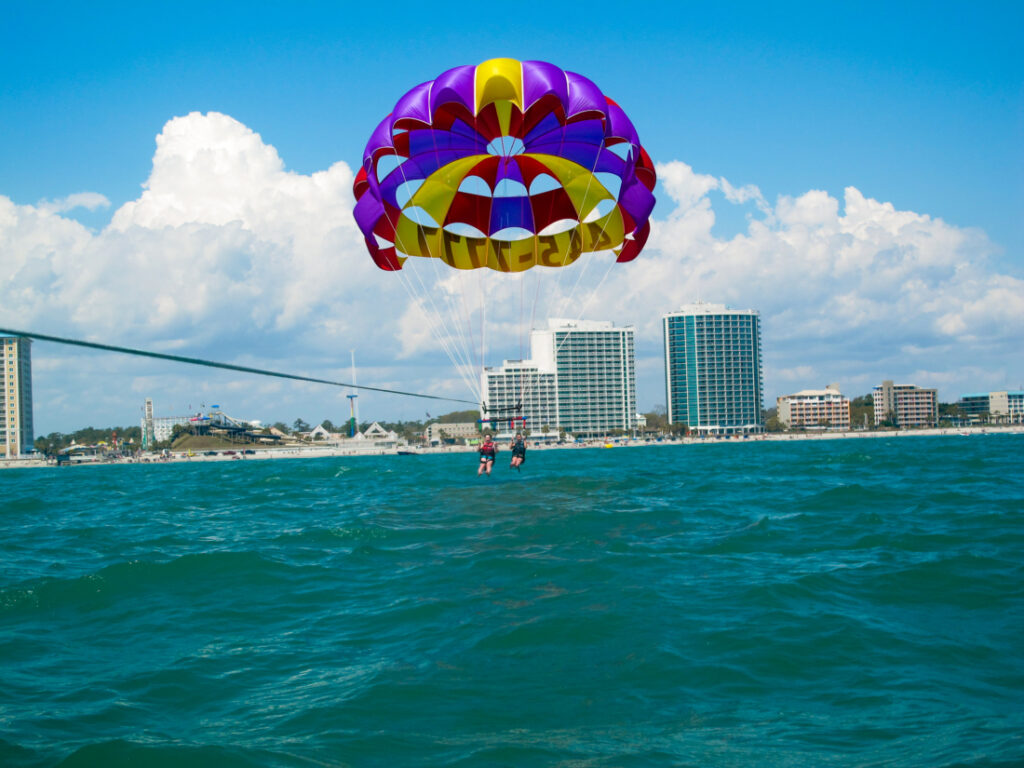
left=347, top=350, right=359, bottom=438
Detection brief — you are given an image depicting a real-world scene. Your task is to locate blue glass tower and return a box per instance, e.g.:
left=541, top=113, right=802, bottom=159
left=663, top=304, right=763, bottom=435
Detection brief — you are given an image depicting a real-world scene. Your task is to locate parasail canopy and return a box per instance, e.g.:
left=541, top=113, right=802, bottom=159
left=353, top=58, right=656, bottom=273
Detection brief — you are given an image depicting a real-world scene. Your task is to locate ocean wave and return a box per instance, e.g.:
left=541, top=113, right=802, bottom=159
left=1, top=436, right=1022, bottom=766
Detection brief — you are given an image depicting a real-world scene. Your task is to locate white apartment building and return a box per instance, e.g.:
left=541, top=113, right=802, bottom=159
left=482, top=319, right=636, bottom=438
left=777, top=384, right=851, bottom=430
left=153, top=415, right=195, bottom=443
left=142, top=398, right=195, bottom=446
left=2, top=335, right=34, bottom=457
left=481, top=360, right=558, bottom=434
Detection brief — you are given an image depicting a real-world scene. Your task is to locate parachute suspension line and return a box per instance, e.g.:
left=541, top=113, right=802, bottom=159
left=552, top=119, right=614, bottom=318
left=393, top=265, right=480, bottom=402
left=454, top=271, right=474, bottom=384
left=386, top=133, right=481, bottom=403
left=406, top=266, right=477, bottom=400
left=423, top=258, right=479, bottom=401
left=554, top=164, right=620, bottom=320
left=560, top=190, right=622, bottom=319
left=517, top=253, right=621, bottom=412
left=454, top=273, right=482, bottom=401
left=519, top=269, right=526, bottom=409
left=528, top=113, right=610, bottom=337
left=383, top=117, right=483, bottom=403
left=479, top=265, right=487, bottom=384
left=538, top=173, right=626, bottom=427
left=517, top=120, right=614, bottom=410
left=392, top=231, right=482, bottom=402
left=471, top=111, right=488, bottom=393
left=421, top=118, right=484, bottom=401
left=1, top=327, right=479, bottom=405
left=434, top=273, right=483, bottom=403
left=558, top=255, right=618, bottom=354
left=445, top=269, right=481, bottom=404
left=529, top=264, right=543, bottom=337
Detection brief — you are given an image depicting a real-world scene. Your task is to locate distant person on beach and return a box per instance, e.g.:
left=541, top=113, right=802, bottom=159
left=478, top=434, right=497, bottom=476
left=510, top=433, right=526, bottom=471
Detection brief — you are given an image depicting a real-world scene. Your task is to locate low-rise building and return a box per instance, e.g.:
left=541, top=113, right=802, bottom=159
left=873, top=380, right=938, bottom=428
left=307, top=422, right=403, bottom=448
left=959, top=391, right=1024, bottom=424
left=308, top=424, right=335, bottom=441
left=777, top=384, right=851, bottom=430
left=425, top=421, right=480, bottom=445
left=356, top=422, right=401, bottom=448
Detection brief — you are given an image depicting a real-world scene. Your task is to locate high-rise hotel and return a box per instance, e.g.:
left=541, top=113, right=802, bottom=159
left=2, top=335, right=34, bottom=457
left=663, top=303, right=764, bottom=435
left=482, top=319, right=637, bottom=438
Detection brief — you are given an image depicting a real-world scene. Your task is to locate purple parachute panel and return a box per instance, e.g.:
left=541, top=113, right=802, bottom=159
left=352, top=58, right=657, bottom=272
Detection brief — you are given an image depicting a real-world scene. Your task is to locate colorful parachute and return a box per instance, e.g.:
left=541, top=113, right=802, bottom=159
left=353, top=58, right=656, bottom=273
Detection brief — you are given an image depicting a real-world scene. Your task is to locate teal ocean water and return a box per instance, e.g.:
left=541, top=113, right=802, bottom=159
left=2, top=436, right=1022, bottom=767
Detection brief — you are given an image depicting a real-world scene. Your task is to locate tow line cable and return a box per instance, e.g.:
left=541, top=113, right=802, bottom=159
left=0, top=327, right=478, bottom=406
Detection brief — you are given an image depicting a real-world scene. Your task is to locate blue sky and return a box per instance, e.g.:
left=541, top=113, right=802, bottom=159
left=5, top=3, right=1020, bottom=246
left=2, top=2, right=1022, bottom=432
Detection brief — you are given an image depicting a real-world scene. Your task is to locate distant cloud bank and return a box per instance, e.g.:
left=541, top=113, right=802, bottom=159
left=1, top=112, right=1020, bottom=430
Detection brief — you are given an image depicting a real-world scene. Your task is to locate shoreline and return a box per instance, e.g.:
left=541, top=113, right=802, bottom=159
left=3, top=425, right=1022, bottom=470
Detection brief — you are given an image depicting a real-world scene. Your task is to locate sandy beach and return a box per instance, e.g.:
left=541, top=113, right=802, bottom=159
left=4, top=425, right=1022, bottom=470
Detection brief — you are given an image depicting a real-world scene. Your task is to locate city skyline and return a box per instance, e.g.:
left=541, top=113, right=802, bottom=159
left=10, top=319, right=1023, bottom=452
left=2, top=5, right=1021, bottom=434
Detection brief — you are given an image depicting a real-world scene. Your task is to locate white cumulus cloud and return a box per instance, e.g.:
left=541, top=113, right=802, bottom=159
left=36, top=192, right=111, bottom=214
left=1, top=116, right=1021, bottom=433
left=587, top=160, right=1020, bottom=404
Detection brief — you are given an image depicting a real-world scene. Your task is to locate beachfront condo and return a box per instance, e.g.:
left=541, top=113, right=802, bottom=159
left=663, top=303, right=764, bottom=436
left=777, top=384, right=852, bottom=430
left=1, top=335, right=34, bottom=457
left=958, top=390, right=1024, bottom=424
left=872, top=380, right=938, bottom=428
left=482, top=319, right=637, bottom=439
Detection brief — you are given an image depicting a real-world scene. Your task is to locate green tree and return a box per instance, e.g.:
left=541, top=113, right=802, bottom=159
left=33, top=426, right=146, bottom=455
left=292, top=418, right=311, bottom=433
left=34, top=435, right=61, bottom=456
left=850, top=394, right=874, bottom=430
left=643, top=406, right=669, bottom=434
left=668, top=421, right=689, bottom=437
left=437, top=409, right=480, bottom=423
